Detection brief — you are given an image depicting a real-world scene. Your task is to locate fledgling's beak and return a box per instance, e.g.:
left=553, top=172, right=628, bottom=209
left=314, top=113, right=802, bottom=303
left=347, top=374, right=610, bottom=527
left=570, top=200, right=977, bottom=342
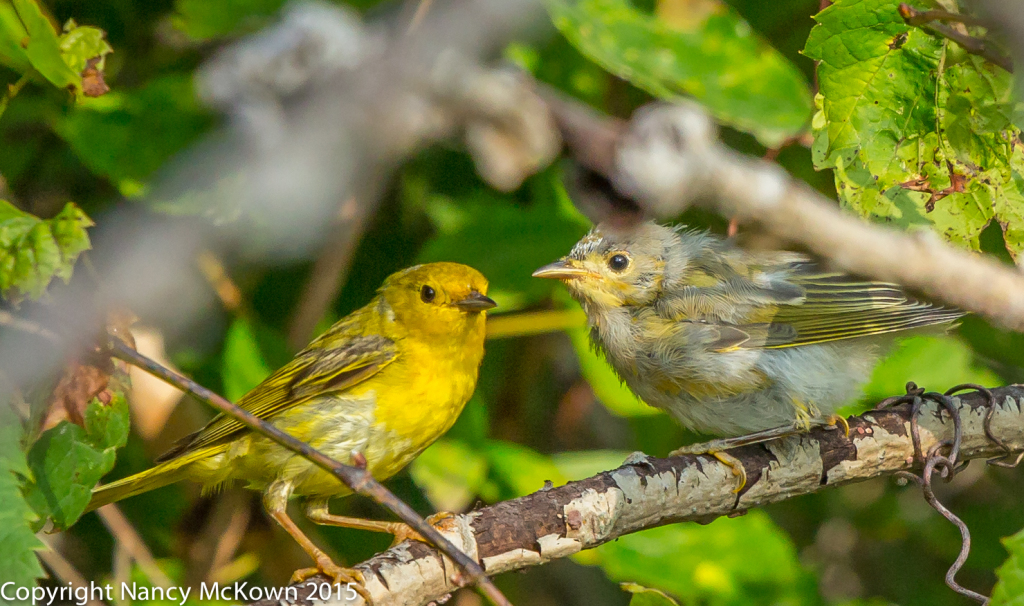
left=455, top=291, right=497, bottom=311
left=532, top=259, right=591, bottom=280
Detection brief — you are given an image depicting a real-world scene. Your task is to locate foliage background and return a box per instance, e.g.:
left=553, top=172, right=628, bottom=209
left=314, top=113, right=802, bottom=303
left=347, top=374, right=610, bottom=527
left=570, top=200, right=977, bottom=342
left=2, top=0, right=1024, bottom=605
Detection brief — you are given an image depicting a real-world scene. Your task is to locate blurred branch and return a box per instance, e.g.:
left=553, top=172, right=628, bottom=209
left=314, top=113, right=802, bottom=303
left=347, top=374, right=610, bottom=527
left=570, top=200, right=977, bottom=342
left=899, top=3, right=1013, bottom=73
left=286, top=197, right=370, bottom=350
left=252, top=385, right=1024, bottom=606
left=539, top=88, right=1024, bottom=331
left=36, top=536, right=106, bottom=606
left=96, top=505, right=174, bottom=589
left=106, top=339, right=511, bottom=606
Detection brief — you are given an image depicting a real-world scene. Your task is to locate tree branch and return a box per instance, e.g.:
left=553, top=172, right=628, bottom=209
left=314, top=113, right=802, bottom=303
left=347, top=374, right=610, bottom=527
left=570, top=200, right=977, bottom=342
left=538, top=89, right=1024, bottom=332
left=251, top=385, right=1024, bottom=606
left=899, top=3, right=1013, bottom=73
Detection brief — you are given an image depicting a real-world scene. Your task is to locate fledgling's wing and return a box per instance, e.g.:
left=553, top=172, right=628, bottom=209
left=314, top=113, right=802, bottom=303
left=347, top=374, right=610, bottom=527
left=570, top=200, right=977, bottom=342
left=747, top=271, right=963, bottom=349
left=156, top=318, right=397, bottom=462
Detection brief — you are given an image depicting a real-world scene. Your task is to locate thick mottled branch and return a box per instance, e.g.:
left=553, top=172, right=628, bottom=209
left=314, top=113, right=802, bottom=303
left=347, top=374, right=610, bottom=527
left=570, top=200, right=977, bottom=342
left=540, top=92, right=1024, bottom=332
left=251, top=386, right=1024, bottom=606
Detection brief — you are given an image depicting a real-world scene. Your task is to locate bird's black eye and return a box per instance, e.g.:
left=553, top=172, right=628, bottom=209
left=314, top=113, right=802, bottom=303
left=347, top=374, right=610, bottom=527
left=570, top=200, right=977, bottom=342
left=608, top=254, right=630, bottom=272
left=420, top=285, right=436, bottom=303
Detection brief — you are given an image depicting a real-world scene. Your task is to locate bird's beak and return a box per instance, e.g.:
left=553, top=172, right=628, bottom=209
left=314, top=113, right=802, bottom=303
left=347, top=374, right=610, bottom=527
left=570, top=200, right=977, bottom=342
left=532, top=259, right=592, bottom=280
left=455, top=291, right=497, bottom=312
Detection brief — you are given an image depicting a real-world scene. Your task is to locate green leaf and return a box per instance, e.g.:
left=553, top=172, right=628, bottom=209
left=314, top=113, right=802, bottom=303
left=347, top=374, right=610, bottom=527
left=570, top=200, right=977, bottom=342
left=54, top=75, right=212, bottom=197
left=0, top=1, right=31, bottom=71
left=992, top=527, right=1024, bottom=606
left=588, top=511, right=809, bottom=606
left=172, top=0, right=288, bottom=41
left=546, top=0, right=813, bottom=146
left=23, top=394, right=130, bottom=530
left=805, top=0, right=1024, bottom=259
left=859, top=335, right=1001, bottom=405
left=622, top=583, right=681, bottom=606
left=10, top=0, right=79, bottom=90
left=0, top=200, right=93, bottom=304
left=0, top=402, right=45, bottom=595
left=58, top=19, right=112, bottom=76
left=409, top=439, right=490, bottom=512
left=222, top=318, right=273, bottom=402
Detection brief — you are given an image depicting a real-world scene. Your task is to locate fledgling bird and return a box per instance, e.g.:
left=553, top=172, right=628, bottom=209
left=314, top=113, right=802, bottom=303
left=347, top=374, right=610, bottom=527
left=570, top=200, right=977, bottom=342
left=535, top=222, right=962, bottom=484
left=87, top=263, right=496, bottom=595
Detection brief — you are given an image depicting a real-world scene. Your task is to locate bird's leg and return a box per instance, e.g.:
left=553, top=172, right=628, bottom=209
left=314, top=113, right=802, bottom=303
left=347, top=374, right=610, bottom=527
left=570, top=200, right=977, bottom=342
left=305, top=498, right=454, bottom=548
left=669, top=413, right=852, bottom=493
left=262, top=483, right=369, bottom=602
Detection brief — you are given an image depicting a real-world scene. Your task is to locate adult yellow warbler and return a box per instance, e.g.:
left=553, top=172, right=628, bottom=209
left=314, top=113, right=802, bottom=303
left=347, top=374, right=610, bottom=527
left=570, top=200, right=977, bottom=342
left=88, top=263, right=495, bottom=590
left=535, top=221, right=962, bottom=485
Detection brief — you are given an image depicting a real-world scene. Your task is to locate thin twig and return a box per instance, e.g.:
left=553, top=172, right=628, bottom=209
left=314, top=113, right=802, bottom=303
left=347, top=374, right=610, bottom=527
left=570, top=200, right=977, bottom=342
left=196, top=251, right=244, bottom=313
left=899, top=3, right=1013, bottom=73
left=107, top=338, right=511, bottom=606
left=96, top=505, right=174, bottom=589
left=0, top=310, right=60, bottom=342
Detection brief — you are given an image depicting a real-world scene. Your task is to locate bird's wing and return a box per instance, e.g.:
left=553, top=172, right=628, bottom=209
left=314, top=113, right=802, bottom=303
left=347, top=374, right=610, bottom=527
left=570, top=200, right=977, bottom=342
left=156, top=333, right=398, bottom=462
left=714, top=272, right=963, bottom=351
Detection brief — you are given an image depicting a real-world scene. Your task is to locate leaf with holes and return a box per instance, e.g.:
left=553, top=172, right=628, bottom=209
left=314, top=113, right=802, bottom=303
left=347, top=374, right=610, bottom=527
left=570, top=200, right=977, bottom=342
left=805, top=0, right=1024, bottom=259
left=22, top=394, right=130, bottom=530
left=546, top=0, right=813, bottom=146
left=0, top=201, right=93, bottom=304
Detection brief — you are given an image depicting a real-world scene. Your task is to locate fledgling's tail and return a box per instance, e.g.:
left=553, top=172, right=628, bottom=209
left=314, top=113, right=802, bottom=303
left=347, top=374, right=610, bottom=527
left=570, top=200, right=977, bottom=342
left=86, top=445, right=225, bottom=512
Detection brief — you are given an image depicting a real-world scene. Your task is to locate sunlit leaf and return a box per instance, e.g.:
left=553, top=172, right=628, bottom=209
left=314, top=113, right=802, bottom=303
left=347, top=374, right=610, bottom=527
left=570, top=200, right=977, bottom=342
left=0, top=200, right=93, bottom=304
left=992, top=527, right=1024, bottom=606
left=23, top=394, right=130, bottom=530
left=546, top=0, right=813, bottom=146
left=10, top=0, right=79, bottom=90
left=622, top=583, right=680, bottom=606
left=805, top=0, right=1024, bottom=259
left=0, top=1, right=30, bottom=71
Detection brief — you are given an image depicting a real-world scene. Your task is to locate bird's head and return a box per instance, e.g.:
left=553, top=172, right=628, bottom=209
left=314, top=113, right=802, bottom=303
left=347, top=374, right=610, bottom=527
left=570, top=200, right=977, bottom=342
left=379, top=262, right=495, bottom=342
left=534, top=222, right=681, bottom=313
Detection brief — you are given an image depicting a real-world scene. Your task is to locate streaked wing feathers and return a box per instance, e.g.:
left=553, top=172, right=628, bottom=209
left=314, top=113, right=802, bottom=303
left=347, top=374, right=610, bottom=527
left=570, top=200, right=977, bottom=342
left=156, top=334, right=397, bottom=462
left=756, top=272, right=963, bottom=349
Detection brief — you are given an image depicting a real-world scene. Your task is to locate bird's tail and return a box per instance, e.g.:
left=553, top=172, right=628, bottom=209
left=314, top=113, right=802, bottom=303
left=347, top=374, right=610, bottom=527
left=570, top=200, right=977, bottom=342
left=86, top=445, right=225, bottom=513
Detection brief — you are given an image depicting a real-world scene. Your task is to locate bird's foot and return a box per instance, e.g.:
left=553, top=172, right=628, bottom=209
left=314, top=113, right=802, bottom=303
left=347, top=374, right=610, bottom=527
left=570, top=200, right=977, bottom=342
left=670, top=442, right=747, bottom=493
left=291, top=558, right=370, bottom=603
left=824, top=414, right=850, bottom=436
left=388, top=511, right=456, bottom=547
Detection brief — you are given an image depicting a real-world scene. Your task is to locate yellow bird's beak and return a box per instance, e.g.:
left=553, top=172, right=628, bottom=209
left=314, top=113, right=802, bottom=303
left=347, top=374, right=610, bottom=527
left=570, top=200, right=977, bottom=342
left=532, top=259, right=593, bottom=280
left=455, top=291, right=497, bottom=311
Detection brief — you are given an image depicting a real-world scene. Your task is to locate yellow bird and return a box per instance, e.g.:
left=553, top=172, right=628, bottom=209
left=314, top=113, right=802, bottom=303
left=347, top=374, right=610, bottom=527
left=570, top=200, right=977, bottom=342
left=87, top=262, right=495, bottom=591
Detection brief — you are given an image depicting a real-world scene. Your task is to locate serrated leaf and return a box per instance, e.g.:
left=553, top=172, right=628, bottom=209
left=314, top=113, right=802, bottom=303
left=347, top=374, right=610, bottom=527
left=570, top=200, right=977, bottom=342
left=806, top=0, right=1024, bottom=259
left=546, top=0, right=812, bottom=146
left=10, top=0, right=80, bottom=90
left=589, top=511, right=810, bottom=606
left=0, top=403, right=45, bottom=594
left=57, top=19, right=112, bottom=75
left=0, top=200, right=92, bottom=304
left=992, top=527, right=1024, bottom=606
left=23, top=394, right=130, bottom=529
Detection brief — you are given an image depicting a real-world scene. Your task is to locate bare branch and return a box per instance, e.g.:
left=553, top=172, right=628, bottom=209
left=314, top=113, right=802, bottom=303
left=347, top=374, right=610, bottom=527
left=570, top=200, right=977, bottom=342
left=249, top=386, right=1024, bottom=606
left=899, top=3, right=1013, bottom=73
